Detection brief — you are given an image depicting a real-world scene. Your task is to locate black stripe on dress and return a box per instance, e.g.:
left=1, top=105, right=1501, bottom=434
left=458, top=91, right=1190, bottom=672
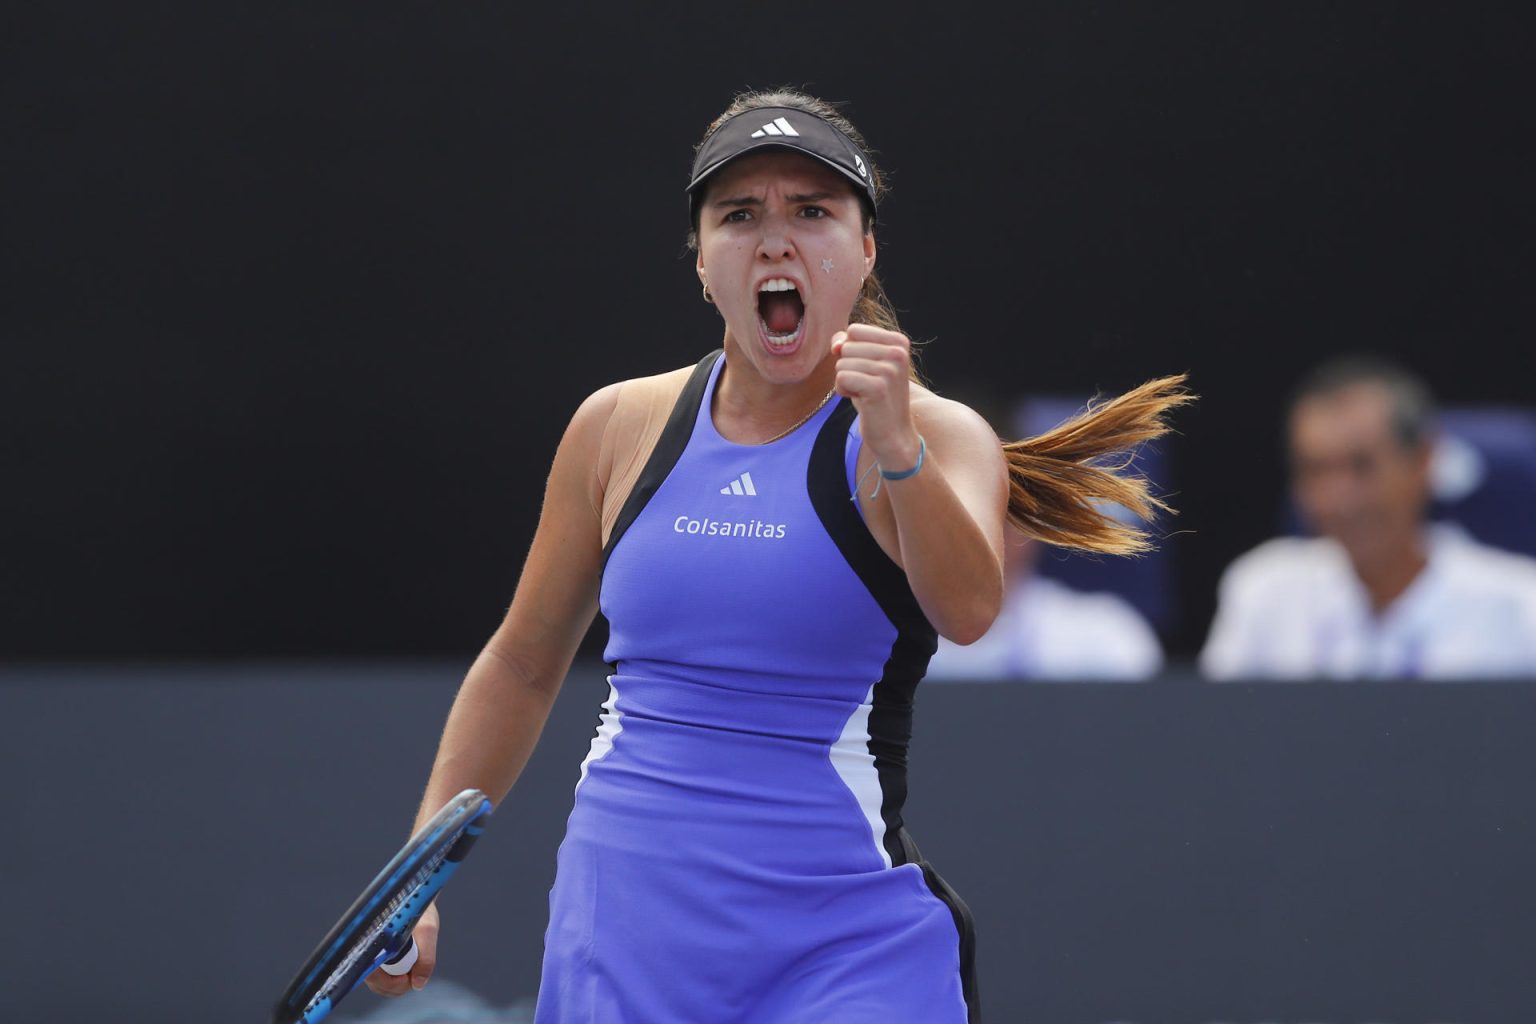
left=808, top=397, right=939, bottom=867
left=600, top=349, right=722, bottom=572
left=901, top=830, right=982, bottom=1023
left=809, top=400, right=977, bottom=1021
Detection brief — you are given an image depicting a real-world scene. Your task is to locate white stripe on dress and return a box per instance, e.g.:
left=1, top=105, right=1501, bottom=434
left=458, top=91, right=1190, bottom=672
left=574, top=677, right=623, bottom=795
left=829, top=683, right=892, bottom=869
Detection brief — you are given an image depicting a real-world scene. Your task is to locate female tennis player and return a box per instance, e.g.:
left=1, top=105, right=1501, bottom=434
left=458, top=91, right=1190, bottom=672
left=367, top=89, right=1189, bottom=1022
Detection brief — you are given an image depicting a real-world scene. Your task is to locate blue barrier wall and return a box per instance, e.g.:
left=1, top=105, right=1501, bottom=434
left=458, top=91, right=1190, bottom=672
left=4, top=661, right=1531, bottom=1023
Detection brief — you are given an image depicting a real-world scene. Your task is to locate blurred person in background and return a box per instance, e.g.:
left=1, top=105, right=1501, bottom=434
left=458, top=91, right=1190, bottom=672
left=927, top=527, right=1163, bottom=680
left=1201, top=355, right=1536, bottom=679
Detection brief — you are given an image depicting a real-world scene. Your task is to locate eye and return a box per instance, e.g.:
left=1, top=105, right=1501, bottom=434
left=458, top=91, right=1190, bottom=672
left=724, top=208, right=752, bottom=223
left=799, top=206, right=828, bottom=219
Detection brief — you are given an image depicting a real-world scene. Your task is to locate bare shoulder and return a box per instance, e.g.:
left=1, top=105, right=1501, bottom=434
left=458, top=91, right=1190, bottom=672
left=570, top=380, right=622, bottom=433
left=910, top=388, right=1003, bottom=453
left=626, top=363, right=698, bottom=391
left=569, top=363, right=696, bottom=446
left=598, top=363, right=697, bottom=441
left=554, top=364, right=696, bottom=507
left=592, top=362, right=700, bottom=540
left=613, top=363, right=697, bottom=412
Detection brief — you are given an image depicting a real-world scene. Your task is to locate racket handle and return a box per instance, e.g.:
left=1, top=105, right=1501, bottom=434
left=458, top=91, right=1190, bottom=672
left=377, top=937, right=418, bottom=977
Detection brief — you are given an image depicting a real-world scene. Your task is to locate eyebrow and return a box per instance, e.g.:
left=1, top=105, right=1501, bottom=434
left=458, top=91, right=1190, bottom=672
left=710, top=191, right=845, bottom=208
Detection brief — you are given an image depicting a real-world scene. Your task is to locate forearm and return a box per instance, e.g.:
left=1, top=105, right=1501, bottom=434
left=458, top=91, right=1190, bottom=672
left=883, top=445, right=1004, bottom=644
left=831, top=327, right=1006, bottom=643
left=410, top=644, right=562, bottom=832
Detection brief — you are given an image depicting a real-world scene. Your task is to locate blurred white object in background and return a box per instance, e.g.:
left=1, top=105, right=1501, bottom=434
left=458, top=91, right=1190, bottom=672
left=1430, top=431, right=1486, bottom=502
left=928, top=536, right=1164, bottom=682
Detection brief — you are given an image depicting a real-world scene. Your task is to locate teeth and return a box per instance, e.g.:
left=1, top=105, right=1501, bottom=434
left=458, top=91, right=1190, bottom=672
left=758, top=278, right=803, bottom=350
left=764, top=323, right=802, bottom=347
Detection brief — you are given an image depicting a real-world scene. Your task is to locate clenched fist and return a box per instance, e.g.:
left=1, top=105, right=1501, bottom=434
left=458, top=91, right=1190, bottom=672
left=832, top=323, right=923, bottom=473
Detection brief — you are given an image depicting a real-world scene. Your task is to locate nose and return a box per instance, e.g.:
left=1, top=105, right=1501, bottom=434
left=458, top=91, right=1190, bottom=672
left=755, top=210, right=795, bottom=263
left=1304, top=465, right=1363, bottom=525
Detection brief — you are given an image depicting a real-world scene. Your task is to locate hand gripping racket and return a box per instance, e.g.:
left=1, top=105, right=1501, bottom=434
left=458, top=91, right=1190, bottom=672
left=271, top=789, right=494, bottom=1024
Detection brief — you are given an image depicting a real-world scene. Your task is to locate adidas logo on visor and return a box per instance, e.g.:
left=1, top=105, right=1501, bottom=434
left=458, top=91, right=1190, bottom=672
left=750, top=117, right=800, bottom=139
left=720, top=472, right=758, bottom=496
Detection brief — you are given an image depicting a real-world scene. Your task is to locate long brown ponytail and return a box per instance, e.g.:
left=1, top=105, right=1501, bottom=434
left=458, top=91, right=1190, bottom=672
left=1003, top=376, right=1194, bottom=555
left=693, top=89, right=1195, bottom=555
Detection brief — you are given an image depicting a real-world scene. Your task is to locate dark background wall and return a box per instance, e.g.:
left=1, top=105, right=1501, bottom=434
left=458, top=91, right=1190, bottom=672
left=8, top=663, right=1534, bottom=1023
left=6, top=5, right=1534, bottom=661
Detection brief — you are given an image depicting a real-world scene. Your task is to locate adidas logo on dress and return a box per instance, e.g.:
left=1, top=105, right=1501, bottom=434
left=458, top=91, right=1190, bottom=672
left=720, top=472, right=757, bottom=496
left=750, top=117, right=799, bottom=139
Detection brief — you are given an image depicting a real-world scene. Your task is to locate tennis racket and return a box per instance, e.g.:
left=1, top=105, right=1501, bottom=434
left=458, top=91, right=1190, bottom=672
left=271, top=788, right=494, bottom=1024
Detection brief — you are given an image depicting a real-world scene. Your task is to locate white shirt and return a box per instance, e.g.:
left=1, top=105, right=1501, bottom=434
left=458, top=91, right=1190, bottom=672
left=927, top=575, right=1163, bottom=681
left=1201, top=524, right=1536, bottom=680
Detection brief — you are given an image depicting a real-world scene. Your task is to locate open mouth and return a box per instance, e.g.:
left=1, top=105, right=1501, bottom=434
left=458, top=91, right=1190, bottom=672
left=757, top=277, right=805, bottom=351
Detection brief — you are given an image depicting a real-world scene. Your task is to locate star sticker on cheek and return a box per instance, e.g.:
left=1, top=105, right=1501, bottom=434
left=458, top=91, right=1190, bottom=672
left=821, top=259, right=835, bottom=274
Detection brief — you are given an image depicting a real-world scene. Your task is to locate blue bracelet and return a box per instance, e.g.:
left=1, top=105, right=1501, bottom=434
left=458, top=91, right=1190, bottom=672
left=879, top=435, right=926, bottom=481
left=853, top=436, right=928, bottom=501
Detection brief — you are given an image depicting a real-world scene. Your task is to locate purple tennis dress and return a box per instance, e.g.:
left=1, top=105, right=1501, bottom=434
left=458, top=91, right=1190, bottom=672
left=534, top=350, right=979, bottom=1023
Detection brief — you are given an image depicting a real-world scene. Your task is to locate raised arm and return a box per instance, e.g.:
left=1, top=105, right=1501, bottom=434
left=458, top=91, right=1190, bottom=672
left=833, top=325, right=1008, bottom=644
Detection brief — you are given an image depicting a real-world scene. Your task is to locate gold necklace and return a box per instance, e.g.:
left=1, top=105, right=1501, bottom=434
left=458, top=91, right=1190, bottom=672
left=758, top=388, right=836, bottom=445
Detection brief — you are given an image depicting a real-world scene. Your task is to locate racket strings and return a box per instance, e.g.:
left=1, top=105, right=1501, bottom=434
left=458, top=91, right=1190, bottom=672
left=307, top=839, right=457, bottom=1007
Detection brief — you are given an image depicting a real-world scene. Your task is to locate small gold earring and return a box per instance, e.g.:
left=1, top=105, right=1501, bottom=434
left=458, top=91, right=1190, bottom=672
left=702, top=282, right=714, bottom=304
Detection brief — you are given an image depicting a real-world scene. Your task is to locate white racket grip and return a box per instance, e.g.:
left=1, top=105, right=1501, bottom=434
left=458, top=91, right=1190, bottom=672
left=378, top=937, right=418, bottom=977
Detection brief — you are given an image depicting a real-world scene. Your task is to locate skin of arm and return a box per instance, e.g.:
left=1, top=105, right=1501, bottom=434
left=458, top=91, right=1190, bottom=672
left=366, top=381, right=618, bottom=997
left=833, top=324, right=1008, bottom=644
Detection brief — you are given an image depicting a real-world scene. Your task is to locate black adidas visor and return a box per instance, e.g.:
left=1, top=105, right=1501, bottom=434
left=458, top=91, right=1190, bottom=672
left=687, top=107, right=878, bottom=227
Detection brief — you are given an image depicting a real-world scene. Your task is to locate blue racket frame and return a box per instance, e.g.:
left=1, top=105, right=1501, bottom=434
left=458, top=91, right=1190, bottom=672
left=271, top=789, right=494, bottom=1024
